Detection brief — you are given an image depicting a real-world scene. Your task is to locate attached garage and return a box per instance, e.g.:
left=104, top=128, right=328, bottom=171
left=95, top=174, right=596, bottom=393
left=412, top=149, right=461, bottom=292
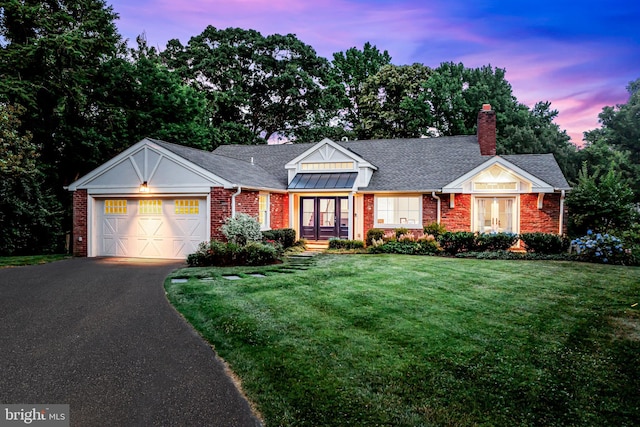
left=67, top=138, right=243, bottom=259
left=95, top=197, right=207, bottom=258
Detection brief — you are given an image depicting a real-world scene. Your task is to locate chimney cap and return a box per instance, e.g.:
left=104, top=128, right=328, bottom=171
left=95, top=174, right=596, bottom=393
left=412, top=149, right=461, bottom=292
left=482, top=103, right=492, bottom=111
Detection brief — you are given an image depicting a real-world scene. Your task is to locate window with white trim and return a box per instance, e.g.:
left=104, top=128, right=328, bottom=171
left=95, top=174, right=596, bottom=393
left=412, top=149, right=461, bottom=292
left=300, top=162, right=354, bottom=171
left=375, top=196, right=421, bottom=226
left=258, top=193, right=269, bottom=230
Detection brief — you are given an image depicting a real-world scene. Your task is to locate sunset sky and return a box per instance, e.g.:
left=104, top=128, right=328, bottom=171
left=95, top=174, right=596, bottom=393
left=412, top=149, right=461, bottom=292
left=107, top=0, right=640, bottom=146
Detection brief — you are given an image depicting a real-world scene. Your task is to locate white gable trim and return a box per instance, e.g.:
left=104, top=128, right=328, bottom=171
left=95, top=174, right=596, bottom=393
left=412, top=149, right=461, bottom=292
left=67, top=138, right=233, bottom=192
left=442, top=156, right=554, bottom=193
left=285, top=138, right=377, bottom=171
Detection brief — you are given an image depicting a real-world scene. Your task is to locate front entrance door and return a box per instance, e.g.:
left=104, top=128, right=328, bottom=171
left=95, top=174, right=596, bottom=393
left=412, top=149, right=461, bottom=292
left=301, top=197, right=349, bottom=240
left=475, top=197, right=515, bottom=233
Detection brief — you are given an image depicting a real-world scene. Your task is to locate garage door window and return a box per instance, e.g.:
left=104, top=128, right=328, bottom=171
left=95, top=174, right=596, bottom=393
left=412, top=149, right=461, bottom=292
left=104, top=200, right=127, bottom=214
left=175, top=199, right=199, bottom=215
left=139, top=199, right=162, bottom=215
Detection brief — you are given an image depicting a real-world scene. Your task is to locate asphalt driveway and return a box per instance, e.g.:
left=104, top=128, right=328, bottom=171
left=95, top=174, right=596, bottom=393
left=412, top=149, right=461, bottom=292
left=0, top=257, right=262, bottom=426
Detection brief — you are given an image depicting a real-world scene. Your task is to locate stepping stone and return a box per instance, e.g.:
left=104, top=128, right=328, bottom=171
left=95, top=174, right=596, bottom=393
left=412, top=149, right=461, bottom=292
left=248, top=273, right=266, bottom=278
left=222, top=275, right=242, bottom=280
left=171, top=278, right=188, bottom=283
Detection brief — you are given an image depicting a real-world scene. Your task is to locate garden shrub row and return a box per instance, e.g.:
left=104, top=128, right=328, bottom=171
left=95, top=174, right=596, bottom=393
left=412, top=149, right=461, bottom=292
left=187, top=240, right=282, bottom=267
left=262, top=228, right=296, bottom=249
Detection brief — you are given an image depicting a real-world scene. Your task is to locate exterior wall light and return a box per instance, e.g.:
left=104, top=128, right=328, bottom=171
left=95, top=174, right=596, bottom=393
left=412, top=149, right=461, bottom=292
left=139, top=181, right=149, bottom=193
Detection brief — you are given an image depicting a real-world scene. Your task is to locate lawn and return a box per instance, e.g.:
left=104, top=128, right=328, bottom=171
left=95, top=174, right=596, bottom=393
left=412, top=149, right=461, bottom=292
left=0, top=254, right=70, bottom=267
left=165, top=254, right=640, bottom=426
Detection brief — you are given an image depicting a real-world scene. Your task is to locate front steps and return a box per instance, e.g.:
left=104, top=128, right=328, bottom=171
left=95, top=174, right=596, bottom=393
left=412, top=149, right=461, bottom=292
left=304, top=240, right=329, bottom=252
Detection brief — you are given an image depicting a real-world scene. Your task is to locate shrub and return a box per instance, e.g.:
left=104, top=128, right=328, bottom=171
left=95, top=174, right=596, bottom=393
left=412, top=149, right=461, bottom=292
left=571, top=230, right=628, bottom=264
left=366, top=228, right=385, bottom=246
left=520, top=232, right=569, bottom=254
left=328, top=239, right=365, bottom=250
left=475, top=232, right=518, bottom=252
left=262, top=228, right=296, bottom=248
left=423, top=221, right=447, bottom=239
left=221, top=213, right=262, bottom=245
left=368, top=239, right=440, bottom=255
left=395, top=227, right=410, bottom=239
left=438, top=231, right=476, bottom=255
left=187, top=239, right=281, bottom=267
left=242, top=241, right=281, bottom=266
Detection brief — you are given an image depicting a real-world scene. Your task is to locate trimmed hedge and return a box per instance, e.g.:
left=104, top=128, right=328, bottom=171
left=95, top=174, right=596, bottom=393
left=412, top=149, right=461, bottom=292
left=328, top=239, right=365, bottom=250
left=187, top=240, right=282, bottom=267
left=368, top=240, right=440, bottom=255
left=520, top=232, right=569, bottom=254
left=366, top=228, right=385, bottom=246
left=262, top=228, right=296, bottom=249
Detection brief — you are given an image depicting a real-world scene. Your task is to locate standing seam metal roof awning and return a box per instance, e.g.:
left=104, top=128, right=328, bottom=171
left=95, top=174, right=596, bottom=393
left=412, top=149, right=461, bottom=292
left=288, top=172, right=358, bottom=189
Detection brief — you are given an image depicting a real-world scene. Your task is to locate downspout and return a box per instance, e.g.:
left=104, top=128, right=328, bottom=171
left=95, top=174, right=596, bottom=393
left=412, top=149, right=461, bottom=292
left=431, top=192, right=441, bottom=224
left=559, top=190, right=566, bottom=235
left=231, top=186, right=242, bottom=218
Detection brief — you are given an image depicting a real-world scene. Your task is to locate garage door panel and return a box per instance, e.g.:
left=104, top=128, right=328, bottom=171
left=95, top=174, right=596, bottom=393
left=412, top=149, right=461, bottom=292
left=96, top=198, right=207, bottom=259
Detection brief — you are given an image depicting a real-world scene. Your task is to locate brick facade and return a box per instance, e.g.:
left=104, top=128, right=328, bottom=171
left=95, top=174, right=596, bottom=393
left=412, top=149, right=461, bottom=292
left=269, top=193, right=289, bottom=229
left=363, top=194, right=375, bottom=234
left=422, top=194, right=439, bottom=225
left=519, top=193, right=565, bottom=234
left=441, top=194, right=472, bottom=231
left=72, top=190, right=88, bottom=257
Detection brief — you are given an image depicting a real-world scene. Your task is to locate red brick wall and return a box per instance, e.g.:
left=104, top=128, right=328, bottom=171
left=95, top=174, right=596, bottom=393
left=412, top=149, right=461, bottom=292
left=441, top=194, right=472, bottom=231
left=363, top=194, right=375, bottom=233
left=270, top=193, right=289, bottom=229
left=519, top=193, right=564, bottom=234
left=422, top=194, right=438, bottom=225
left=210, top=188, right=261, bottom=240
left=72, top=190, right=88, bottom=257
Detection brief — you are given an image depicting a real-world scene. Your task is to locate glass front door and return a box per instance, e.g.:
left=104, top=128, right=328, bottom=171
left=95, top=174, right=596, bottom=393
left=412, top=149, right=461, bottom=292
left=300, top=197, right=349, bottom=240
left=476, top=197, right=515, bottom=233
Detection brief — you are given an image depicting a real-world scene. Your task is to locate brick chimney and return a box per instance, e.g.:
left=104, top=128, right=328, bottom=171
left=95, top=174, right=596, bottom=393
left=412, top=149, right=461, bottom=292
left=477, top=104, right=496, bottom=156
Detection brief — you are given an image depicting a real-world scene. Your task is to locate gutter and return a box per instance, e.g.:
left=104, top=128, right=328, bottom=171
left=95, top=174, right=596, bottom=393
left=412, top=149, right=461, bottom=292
left=431, top=192, right=442, bottom=224
left=231, top=186, right=242, bottom=218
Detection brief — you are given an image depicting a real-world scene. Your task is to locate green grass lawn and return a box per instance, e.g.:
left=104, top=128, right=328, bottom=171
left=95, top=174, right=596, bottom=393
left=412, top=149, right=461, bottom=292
left=0, top=254, right=70, bottom=267
left=165, top=255, right=640, bottom=426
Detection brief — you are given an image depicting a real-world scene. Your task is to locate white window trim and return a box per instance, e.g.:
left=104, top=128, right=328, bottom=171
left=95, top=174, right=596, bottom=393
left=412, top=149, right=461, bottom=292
left=259, top=193, right=270, bottom=231
left=373, top=195, right=422, bottom=229
left=471, top=195, right=520, bottom=234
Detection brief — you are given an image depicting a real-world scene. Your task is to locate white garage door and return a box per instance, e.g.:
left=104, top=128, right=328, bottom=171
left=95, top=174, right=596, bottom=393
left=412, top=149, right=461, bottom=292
left=96, top=198, right=207, bottom=259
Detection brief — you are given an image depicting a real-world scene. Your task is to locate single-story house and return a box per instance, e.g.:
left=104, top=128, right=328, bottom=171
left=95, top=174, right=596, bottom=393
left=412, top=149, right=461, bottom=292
left=67, top=105, right=570, bottom=259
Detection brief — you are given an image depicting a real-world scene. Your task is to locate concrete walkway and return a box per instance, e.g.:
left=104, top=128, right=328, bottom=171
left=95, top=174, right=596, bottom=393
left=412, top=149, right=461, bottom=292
left=0, top=258, right=262, bottom=426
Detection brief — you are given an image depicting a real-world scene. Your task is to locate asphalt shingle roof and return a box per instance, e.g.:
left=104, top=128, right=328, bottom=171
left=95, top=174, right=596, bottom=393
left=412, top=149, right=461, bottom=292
left=150, top=136, right=570, bottom=191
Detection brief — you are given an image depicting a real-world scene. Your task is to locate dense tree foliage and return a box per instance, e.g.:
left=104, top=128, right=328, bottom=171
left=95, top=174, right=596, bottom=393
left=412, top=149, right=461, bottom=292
left=0, top=104, right=63, bottom=255
left=161, top=26, right=340, bottom=145
left=330, top=42, right=392, bottom=139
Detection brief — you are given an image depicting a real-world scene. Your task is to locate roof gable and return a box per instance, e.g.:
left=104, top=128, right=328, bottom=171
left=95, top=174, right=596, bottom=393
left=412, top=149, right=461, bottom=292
left=285, top=138, right=376, bottom=170
left=442, top=156, right=556, bottom=193
left=67, top=138, right=230, bottom=193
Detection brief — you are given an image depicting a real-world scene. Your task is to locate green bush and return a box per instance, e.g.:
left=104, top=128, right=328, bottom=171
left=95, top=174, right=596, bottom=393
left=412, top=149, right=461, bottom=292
left=423, top=221, right=447, bottom=239
left=262, top=228, right=296, bottom=248
left=368, top=239, right=440, bottom=255
left=438, top=232, right=476, bottom=255
left=328, top=239, right=365, bottom=250
left=474, top=232, right=518, bottom=252
left=221, top=213, right=262, bottom=245
left=187, top=239, right=281, bottom=267
left=394, top=227, right=410, bottom=239
left=366, top=228, right=385, bottom=246
left=520, top=232, right=569, bottom=254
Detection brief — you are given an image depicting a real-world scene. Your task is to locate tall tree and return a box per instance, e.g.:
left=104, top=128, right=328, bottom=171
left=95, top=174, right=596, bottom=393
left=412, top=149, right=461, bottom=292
left=0, top=103, right=62, bottom=254
left=87, top=36, right=215, bottom=154
left=161, top=26, right=337, bottom=145
left=358, top=63, right=432, bottom=139
left=330, top=43, right=392, bottom=138
left=0, top=0, right=123, bottom=185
